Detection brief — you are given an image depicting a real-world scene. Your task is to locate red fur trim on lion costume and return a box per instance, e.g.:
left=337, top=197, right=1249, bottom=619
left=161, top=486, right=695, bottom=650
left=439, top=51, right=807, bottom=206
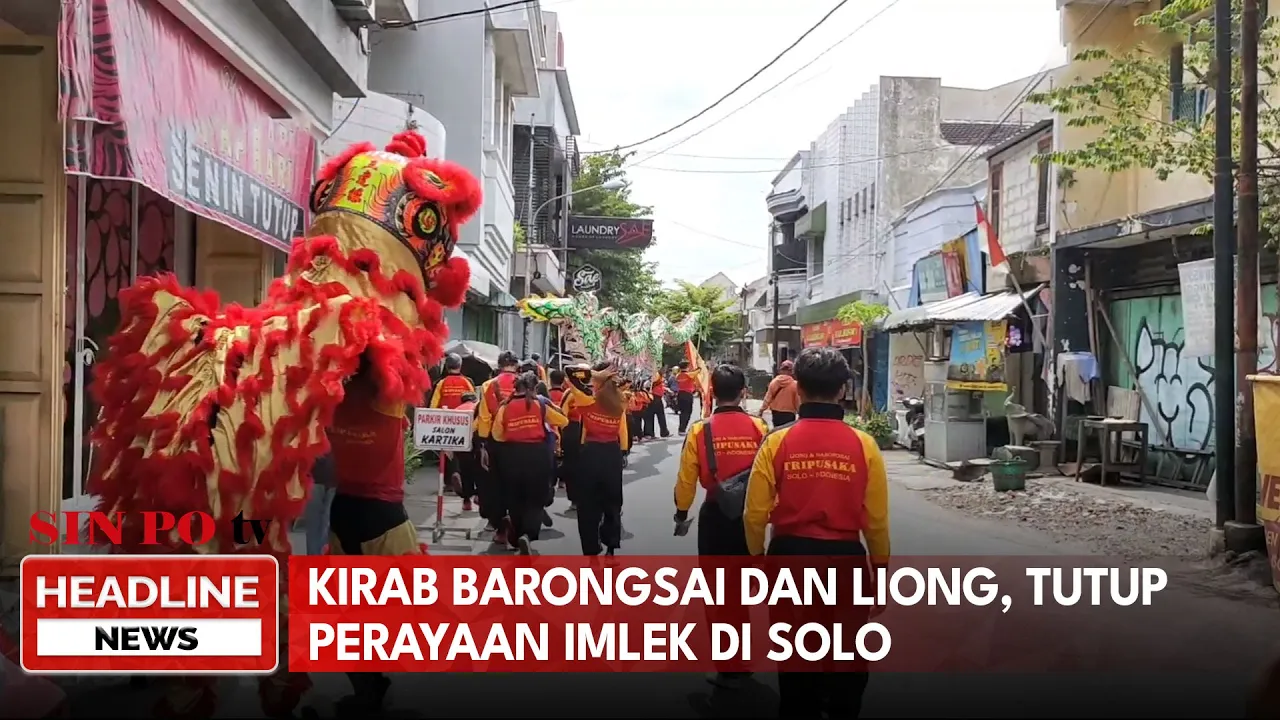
left=430, top=256, right=471, bottom=309
left=87, top=236, right=454, bottom=558
left=317, top=141, right=376, bottom=182
left=384, top=131, right=428, bottom=158
left=403, top=157, right=483, bottom=228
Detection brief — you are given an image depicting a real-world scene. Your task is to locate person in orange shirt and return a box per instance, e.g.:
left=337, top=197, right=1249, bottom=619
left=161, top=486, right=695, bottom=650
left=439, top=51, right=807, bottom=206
left=674, top=360, right=700, bottom=434
left=759, top=359, right=800, bottom=427
left=562, top=362, right=631, bottom=555
left=628, top=380, right=651, bottom=445
left=491, top=371, right=568, bottom=554
left=644, top=370, right=671, bottom=439
left=743, top=347, right=889, bottom=717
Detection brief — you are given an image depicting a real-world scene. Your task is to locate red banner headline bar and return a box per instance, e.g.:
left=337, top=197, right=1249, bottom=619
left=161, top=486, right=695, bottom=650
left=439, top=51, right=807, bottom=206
left=21, top=555, right=279, bottom=674
left=283, top=555, right=1249, bottom=674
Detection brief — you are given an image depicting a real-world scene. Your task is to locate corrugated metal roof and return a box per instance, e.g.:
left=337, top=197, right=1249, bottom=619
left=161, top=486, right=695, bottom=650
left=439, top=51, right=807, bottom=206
left=882, top=286, right=1043, bottom=332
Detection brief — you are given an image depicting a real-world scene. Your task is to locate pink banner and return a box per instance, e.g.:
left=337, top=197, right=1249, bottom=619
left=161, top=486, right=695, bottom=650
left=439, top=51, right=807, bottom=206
left=59, top=0, right=314, bottom=250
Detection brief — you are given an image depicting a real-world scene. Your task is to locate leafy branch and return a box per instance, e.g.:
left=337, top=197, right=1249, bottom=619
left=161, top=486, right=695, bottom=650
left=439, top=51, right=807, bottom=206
left=1027, top=0, right=1280, bottom=244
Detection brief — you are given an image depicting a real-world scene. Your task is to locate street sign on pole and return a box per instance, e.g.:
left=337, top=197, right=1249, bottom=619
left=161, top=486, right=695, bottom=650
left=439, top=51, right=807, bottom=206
left=413, top=408, right=473, bottom=452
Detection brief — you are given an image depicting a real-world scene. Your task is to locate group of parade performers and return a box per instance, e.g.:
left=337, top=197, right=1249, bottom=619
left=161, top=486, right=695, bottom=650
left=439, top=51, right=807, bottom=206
left=70, top=126, right=892, bottom=719
left=422, top=349, right=704, bottom=556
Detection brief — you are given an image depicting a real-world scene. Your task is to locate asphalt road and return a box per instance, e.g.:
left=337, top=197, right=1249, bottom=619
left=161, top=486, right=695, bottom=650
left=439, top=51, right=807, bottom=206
left=61, top=407, right=1280, bottom=718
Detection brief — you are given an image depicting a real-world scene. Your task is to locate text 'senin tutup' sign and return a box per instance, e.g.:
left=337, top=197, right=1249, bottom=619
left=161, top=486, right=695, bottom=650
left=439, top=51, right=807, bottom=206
left=414, top=408, right=474, bottom=452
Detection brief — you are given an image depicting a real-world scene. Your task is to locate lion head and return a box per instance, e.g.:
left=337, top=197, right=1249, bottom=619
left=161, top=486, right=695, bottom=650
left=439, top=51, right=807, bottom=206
left=309, top=131, right=481, bottom=309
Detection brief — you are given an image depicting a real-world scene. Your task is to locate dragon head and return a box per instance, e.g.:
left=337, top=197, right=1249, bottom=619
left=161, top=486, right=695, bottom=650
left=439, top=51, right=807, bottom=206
left=308, top=131, right=481, bottom=309
left=517, top=293, right=594, bottom=322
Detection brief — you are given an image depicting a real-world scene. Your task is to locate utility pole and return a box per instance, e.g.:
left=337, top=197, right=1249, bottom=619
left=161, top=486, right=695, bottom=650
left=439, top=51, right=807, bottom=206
left=771, top=271, right=781, bottom=371
left=1233, top=0, right=1265, bottom=549
left=521, top=113, right=536, bottom=358
left=1212, top=0, right=1236, bottom=529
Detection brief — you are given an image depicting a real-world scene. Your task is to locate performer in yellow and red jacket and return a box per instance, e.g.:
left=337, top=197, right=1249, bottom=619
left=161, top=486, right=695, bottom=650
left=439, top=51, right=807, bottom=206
left=561, top=363, right=630, bottom=555
left=430, top=353, right=476, bottom=409
left=742, top=346, right=889, bottom=718
left=673, top=362, right=767, bottom=688
left=491, top=371, right=568, bottom=555
left=474, top=351, right=521, bottom=542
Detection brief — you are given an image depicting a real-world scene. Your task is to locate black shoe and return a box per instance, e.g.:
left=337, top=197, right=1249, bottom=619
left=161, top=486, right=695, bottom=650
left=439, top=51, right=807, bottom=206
left=542, top=509, right=553, bottom=527
left=605, top=547, right=616, bottom=556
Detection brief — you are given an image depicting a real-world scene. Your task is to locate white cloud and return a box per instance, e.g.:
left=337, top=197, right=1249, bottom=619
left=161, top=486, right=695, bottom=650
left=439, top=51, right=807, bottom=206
left=550, top=0, right=1062, bottom=290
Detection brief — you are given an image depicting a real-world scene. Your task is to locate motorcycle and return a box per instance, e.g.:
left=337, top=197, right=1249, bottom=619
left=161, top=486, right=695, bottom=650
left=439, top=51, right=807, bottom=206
left=901, top=396, right=926, bottom=457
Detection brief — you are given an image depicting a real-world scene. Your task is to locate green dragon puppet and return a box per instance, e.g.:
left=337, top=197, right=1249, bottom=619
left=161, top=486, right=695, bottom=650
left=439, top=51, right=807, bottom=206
left=516, top=292, right=702, bottom=374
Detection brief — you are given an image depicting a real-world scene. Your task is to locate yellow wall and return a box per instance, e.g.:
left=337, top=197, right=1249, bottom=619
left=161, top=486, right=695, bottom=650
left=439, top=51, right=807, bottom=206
left=0, top=31, right=63, bottom=574
left=1058, top=0, right=1220, bottom=231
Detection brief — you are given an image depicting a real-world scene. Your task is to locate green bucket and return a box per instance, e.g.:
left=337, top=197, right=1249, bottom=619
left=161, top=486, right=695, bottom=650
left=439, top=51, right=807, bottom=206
left=990, top=459, right=1027, bottom=492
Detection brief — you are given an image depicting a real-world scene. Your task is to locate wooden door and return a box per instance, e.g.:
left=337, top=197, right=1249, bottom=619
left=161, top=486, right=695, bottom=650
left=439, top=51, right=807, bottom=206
left=0, top=33, right=63, bottom=573
left=194, top=216, right=266, bottom=307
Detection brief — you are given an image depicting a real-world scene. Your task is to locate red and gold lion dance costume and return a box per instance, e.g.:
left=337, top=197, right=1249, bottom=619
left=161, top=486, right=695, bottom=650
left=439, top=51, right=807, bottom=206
left=85, top=130, right=480, bottom=718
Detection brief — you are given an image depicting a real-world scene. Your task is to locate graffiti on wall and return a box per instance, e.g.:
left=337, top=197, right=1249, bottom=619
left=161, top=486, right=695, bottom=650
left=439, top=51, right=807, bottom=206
left=1112, top=290, right=1280, bottom=452
left=888, top=333, right=926, bottom=402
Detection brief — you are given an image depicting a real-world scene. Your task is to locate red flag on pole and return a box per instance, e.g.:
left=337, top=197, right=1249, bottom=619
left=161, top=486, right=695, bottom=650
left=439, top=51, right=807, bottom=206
left=975, top=199, right=1007, bottom=268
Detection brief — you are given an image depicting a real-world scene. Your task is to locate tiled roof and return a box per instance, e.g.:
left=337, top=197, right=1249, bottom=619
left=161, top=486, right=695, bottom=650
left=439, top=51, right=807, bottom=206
left=940, top=121, right=1034, bottom=147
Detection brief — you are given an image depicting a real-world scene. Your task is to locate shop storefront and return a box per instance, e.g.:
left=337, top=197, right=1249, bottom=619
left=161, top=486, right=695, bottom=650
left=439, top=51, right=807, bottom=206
left=800, top=316, right=865, bottom=404
left=1, top=0, right=314, bottom=568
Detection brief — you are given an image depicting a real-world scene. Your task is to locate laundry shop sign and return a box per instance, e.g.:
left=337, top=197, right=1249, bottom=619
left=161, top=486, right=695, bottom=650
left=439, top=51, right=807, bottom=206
left=567, top=216, right=655, bottom=250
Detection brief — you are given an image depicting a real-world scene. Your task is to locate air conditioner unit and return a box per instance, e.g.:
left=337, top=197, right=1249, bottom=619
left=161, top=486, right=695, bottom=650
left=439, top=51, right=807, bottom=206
left=332, top=0, right=377, bottom=24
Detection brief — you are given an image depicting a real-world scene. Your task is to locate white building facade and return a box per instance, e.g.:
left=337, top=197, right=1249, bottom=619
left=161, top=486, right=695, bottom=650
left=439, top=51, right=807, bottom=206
left=369, top=0, right=544, bottom=347
left=762, top=153, right=809, bottom=369
left=798, top=73, right=1057, bottom=309
left=886, top=179, right=987, bottom=310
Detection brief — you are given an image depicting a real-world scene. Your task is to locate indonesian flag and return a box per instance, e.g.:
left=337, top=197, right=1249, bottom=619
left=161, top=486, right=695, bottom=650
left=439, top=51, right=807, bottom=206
left=975, top=198, right=1007, bottom=269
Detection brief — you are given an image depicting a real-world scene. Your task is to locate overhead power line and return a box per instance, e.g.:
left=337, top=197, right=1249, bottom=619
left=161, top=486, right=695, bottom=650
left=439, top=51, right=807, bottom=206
left=622, top=0, right=906, bottom=171
left=600, top=0, right=853, bottom=153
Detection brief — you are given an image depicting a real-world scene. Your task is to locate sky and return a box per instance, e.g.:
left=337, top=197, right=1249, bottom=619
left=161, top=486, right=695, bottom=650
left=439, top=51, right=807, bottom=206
left=549, top=0, right=1063, bottom=290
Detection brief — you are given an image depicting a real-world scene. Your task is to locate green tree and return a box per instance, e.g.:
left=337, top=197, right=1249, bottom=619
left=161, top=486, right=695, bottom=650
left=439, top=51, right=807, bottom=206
left=651, top=280, right=739, bottom=366
left=837, top=300, right=891, bottom=416
left=566, top=150, right=662, bottom=314
left=1027, top=0, right=1280, bottom=240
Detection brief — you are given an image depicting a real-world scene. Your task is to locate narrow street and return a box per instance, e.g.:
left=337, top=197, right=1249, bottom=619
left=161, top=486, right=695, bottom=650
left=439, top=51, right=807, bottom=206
left=60, top=407, right=1280, bottom=719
